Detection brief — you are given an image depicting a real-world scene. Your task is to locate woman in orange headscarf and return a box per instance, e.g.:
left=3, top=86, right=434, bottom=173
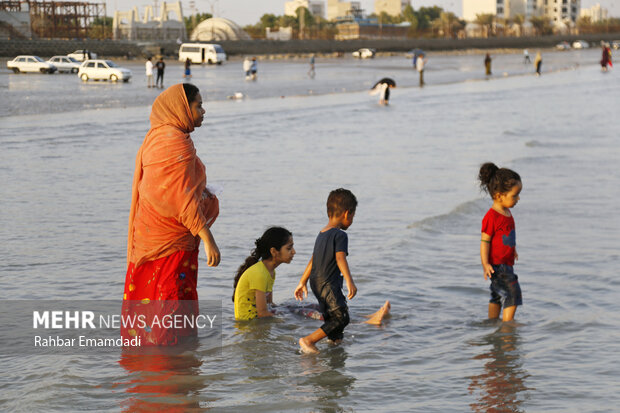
left=121, top=83, right=220, bottom=346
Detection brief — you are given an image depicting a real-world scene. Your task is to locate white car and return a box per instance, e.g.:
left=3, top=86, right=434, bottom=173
left=78, top=59, right=132, bottom=82
left=572, top=40, right=590, bottom=49
left=7, top=55, right=57, bottom=74
left=611, top=40, right=620, bottom=50
left=555, top=41, right=571, bottom=50
left=47, top=56, right=81, bottom=73
left=68, top=49, right=98, bottom=62
left=352, top=48, right=376, bottom=59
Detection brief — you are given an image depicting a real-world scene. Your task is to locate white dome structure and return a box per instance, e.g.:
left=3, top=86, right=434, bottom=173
left=190, top=17, right=251, bottom=41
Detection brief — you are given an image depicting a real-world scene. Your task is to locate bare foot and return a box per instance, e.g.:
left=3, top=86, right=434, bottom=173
left=364, top=300, right=391, bottom=325
left=299, top=337, right=319, bottom=354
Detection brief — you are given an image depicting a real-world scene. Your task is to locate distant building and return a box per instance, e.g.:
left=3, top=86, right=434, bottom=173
left=284, top=0, right=325, bottom=19
left=266, top=26, right=294, bottom=40
left=580, top=3, right=607, bottom=22
left=374, top=0, right=410, bottom=17
left=462, top=0, right=497, bottom=21
left=463, top=0, right=579, bottom=25
left=113, top=1, right=185, bottom=41
left=327, top=0, right=361, bottom=21
left=190, top=17, right=251, bottom=41
left=543, top=0, right=580, bottom=25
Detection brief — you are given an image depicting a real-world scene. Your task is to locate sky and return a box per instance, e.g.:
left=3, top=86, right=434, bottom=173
left=104, top=0, right=619, bottom=25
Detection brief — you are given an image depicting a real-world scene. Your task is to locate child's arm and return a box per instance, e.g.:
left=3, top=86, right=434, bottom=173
left=294, top=257, right=313, bottom=301
left=480, top=233, right=494, bottom=280
left=255, top=290, right=275, bottom=318
left=335, top=252, right=357, bottom=299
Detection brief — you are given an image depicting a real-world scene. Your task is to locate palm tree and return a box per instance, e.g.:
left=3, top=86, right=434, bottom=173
left=475, top=13, right=495, bottom=38
left=512, top=14, right=525, bottom=36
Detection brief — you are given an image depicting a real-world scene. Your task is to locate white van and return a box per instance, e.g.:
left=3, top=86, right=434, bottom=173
left=178, top=43, right=226, bottom=65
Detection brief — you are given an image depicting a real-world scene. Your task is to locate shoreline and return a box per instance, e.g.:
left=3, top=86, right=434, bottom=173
left=1, top=33, right=618, bottom=59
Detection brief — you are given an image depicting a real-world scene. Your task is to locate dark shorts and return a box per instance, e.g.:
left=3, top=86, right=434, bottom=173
left=310, top=280, right=349, bottom=341
left=489, top=264, right=522, bottom=308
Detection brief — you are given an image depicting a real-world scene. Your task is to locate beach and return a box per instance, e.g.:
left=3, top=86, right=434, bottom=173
left=1, top=48, right=619, bottom=411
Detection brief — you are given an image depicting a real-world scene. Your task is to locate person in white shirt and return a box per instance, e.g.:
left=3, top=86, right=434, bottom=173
left=416, top=55, right=426, bottom=87
left=145, top=57, right=154, bottom=88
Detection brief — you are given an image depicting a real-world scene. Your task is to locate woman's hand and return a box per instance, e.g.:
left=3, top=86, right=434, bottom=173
left=198, top=226, right=220, bottom=267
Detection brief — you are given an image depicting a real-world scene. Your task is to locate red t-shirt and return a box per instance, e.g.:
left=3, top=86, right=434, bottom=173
left=481, top=208, right=516, bottom=266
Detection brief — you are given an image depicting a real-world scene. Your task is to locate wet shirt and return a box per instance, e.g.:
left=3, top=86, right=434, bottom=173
left=309, top=228, right=348, bottom=297
left=482, top=208, right=516, bottom=266
left=234, top=261, right=274, bottom=320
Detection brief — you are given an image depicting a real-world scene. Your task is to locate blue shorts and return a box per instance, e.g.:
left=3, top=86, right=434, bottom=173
left=489, top=264, right=522, bottom=308
left=184, top=68, right=191, bottom=76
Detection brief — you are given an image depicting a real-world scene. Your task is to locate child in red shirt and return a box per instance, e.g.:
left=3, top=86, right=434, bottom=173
left=478, top=163, right=523, bottom=322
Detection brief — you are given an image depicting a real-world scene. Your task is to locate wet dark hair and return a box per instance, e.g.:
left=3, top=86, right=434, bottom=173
left=478, top=162, right=521, bottom=198
left=327, top=188, right=357, bottom=217
left=182, top=83, right=200, bottom=104
left=232, top=227, right=292, bottom=302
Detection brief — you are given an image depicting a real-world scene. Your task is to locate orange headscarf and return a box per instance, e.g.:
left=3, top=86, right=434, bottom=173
left=127, top=84, right=218, bottom=267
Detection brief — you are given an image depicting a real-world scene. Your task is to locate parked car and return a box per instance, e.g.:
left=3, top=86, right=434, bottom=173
left=352, top=48, right=376, bottom=59
left=572, top=40, right=590, bottom=49
left=611, top=40, right=620, bottom=50
left=47, top=56, right=81, bottom=73
left=78, top=59, right=132, bottom=82
left=555, top=41, right=571, bottom=50
left=6, top=55, right=57, bottom=74
left=68, top=49, right=98, bottom=62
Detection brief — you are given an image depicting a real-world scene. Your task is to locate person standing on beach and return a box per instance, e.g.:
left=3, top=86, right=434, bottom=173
left=534, top=52, right=542, bottom=76
left=523, top=49, right=531, bottom=64
left=600, top=44, right=612, bottom=72
left=243, top=56, right=252, bottom=79
left=184, top=58, right=192, bottom=80
left=478, top=163, right=523, bottom=322
left=145, top=57, right=154, bottom=88
left=155, top=57, right=166, bottom=88
left=250, top=57, right=258, bottom=80
left=484, top=53, right=492, bottom=76
left=121, top=83, right=220, bottom=345
left=416, top=54, right=426, bottom=86
left=308, top=54, right=316, bottom=78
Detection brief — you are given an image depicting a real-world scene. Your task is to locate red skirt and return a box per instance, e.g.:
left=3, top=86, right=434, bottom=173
left=121, top=249, right=200, bottom=346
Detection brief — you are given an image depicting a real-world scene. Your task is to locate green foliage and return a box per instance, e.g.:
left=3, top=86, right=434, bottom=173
left=90, top=16, right=112, bottom=27
left=529, top=15, right=553, bottom=35
left=184, top=12, right=212, bottom=36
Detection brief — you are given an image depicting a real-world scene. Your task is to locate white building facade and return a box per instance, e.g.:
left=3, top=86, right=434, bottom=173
left=374, top=0, right=410, bottom=16
left=284, top=0, right=326, bottom=19
left=327, top=0, right=361, bottom=20
left=543, top=0, right=580, bottom=24
left=580, top=3, right=607, bottom=22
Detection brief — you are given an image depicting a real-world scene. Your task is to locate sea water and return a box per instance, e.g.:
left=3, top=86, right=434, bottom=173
left=1, top=49, right=619, bottom=412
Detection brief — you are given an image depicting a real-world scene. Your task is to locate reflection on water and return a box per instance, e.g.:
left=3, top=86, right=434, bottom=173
left=469, top=323, right=530, bottom=413
left=117, top=338, right=207, bottom=412
left=299, top=347, right=355, bottom=413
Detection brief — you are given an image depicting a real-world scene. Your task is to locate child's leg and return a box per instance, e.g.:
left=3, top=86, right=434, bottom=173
left=364, top=300, right=391, bottom=325
left=488, top=302, right=501, bottom=319
left=502, top=305, right=517, bottom=322
left=299, top=328, right=326, bottom=354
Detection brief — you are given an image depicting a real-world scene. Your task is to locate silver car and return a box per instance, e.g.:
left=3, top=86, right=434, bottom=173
left=47, top=56, right=81, bottom=73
